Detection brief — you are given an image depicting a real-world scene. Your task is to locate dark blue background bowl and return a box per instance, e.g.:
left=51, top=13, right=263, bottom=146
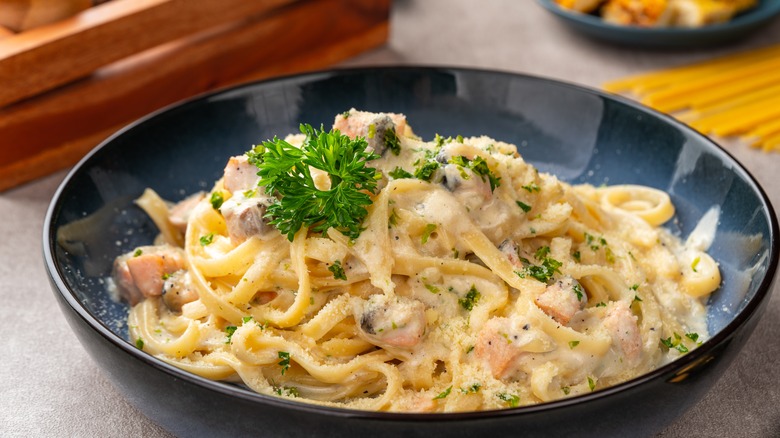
left=44, top=67, right=778, bottom=437
left=536, top=0, right=780, bottom=48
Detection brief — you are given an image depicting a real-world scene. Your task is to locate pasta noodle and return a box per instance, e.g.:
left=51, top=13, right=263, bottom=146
left=113, top=110, right=718, bottom=412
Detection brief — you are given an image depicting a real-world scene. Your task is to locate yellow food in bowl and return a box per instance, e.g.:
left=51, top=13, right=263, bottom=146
left=555, top=0, right=758, bottom=27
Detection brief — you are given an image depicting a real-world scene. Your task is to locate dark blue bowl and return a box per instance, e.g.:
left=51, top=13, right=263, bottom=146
left=44, top=67, right=778, bottom=438
left=536, top=0, right=780, bottom=48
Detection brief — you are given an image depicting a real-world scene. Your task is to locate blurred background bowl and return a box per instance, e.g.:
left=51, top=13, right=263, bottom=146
left=535, top=0, right=780, bottom=48
left=44, top=67, right=778, bottom=437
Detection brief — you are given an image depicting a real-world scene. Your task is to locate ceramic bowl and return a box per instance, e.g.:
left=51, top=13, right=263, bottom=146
left=44, top=67, right=778, bottom=437
left=536, top=0, right=780, bottom=48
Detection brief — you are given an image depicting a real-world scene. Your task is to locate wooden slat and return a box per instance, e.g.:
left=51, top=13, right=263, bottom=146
left=0, top=0, right=390, bottom=191
left=0, top=0, right=298, bottom=107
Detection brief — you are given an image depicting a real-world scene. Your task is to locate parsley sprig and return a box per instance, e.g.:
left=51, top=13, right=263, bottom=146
left=251, top=124, right=380, bottom=241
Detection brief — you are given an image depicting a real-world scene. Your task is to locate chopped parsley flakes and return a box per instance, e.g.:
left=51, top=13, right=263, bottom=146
left=521, top=182, right=540, bottom=193
left=691, top=256, right=701, bottom=273
left=573, top=283, right=584, bottom=301
left=460, top=383, right=482, bottom=394
left=273, top=385, right=300, bottom=398
left=210, top=191, right=224, bottom=210
left=388, top=167, right=413, bottom=179
left=497, top=392, right=520, bottom=407
left=328, top=260, right=347, bottom=281
left=516, top=200, right=532, bottom=213
left=224, top=325, right=237, bottom=344
left=433, top=386, right=452, bottom=400
left=414, top=160, right=440, bottom=182
left=385, top=129, right=401, bottom=155
left=458, top=285, right=481, bottom=311
left=278, top=351, right=291, bottom=375
left=516, top=256, right=562, bottom=283
left=421, top=224, right=437, bottom=244
left=199, top=233, right=214, bottom=246
left=661, top=332, right=691, bottom=353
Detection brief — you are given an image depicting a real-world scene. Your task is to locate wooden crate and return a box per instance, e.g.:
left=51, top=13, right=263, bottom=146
left=0, top=0, right=391, bottom=191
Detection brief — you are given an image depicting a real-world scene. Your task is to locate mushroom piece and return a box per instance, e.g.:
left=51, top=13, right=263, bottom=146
left=219, top=191, right=276, bottom=244
left=356, top=295, right=427, bottom=350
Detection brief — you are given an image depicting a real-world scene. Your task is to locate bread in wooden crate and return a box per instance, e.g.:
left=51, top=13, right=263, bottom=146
left=0, top=0, right=391, bottom=191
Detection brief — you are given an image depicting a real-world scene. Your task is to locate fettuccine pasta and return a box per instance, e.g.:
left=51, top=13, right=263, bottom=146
left=113, top=110, right=718, bottom=412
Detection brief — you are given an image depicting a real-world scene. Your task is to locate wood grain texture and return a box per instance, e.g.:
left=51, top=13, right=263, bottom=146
left=0, top=0, right=298, bottom=107
left=0, top=0, right=390, bottom=191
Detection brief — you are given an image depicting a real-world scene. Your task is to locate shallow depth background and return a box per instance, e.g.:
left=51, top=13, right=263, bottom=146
left=2, top=0, right=780, bottom=436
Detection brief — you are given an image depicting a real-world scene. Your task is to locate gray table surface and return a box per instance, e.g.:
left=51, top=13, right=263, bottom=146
left=3, top=0, right=780, bottom=436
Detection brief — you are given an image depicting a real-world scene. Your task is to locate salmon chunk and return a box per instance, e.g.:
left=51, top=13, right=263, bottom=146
left=223, top=155, right=261, bottom=193
left=475, top=317, right=553, bottom=380
left=113, top=245, right=186, bottom=305
left=168, top=191, right=205, bottom=232
left=534, top=276, right=587, bottom=326
left=603, top=301, right=642, bottom=366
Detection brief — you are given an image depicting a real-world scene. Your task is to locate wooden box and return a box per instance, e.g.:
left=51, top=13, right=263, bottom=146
left=0, top=0, right=391, bottom=191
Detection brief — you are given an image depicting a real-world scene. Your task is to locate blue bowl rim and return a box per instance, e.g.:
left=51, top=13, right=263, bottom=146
left=43, top=65, right=780, bottom=421
left=535, top=0, right=780, bottom=35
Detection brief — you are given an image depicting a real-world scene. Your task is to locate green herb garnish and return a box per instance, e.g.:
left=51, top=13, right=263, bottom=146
left=497, top=393, right=520, bottom=407
left=225, top=325, right=237, bottom=344
left=433, top=386, right=452, bottom=400
left=133, top=249, right=143, bottom=257
left=199, top=233, right=214, bottom=246
left=521, top=257, right=562, bottom=283
left=273, top=385, right=300, bottom=397
left=468, top=156, right=501, bottom=191
left=278, top=351, right=291, bottom=375
left=569, top=340, right=580, bottom=349
left=448, top=155, right=500, bottom=191
left=516, top=201, right=532, bottom=213
left=135, top=338, right=144, bottom=350
left=253, top=124, right=380, bottom=241
left=460, top=383, right=481, bottom=394
left=521, top=182, right=540, bottom=193
left=385, top=129, right=401, bottom=155
left=388, top=167, right=413, bottom=179
left=534, top=246, right=551, bottom=260
left=210, top=191, right=224, bottom=210
left=328, top=260, right=347, bottom=280
left=388, top=209, right=399, bottom=228
left=458, top=285, right=481, bottom=311
left=661, top=333, right=690, bottom=353
left=414, top=160, right=440, bottom=182
left=573, top=283, right=584, bottom=301
left=421, top=224, right=437, bottom=244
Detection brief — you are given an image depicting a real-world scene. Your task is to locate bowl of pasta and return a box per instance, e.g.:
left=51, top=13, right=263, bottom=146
left=44, top=67, right=777, bottom=437
left=536, top=0, right=780, bottom=47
